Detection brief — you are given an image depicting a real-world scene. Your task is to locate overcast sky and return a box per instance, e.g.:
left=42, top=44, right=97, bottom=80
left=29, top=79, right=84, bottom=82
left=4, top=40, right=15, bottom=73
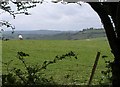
left=0, top=1, right=103, bottom=31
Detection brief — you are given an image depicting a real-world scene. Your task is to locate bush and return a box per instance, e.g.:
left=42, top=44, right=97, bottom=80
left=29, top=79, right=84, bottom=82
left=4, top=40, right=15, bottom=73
left=2, top=51, right=77, bottom=86
left=99, top=55, right=112, bottom=86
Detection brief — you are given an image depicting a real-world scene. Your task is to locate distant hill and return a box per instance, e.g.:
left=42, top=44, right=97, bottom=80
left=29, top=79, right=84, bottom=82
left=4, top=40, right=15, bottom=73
left=3, top=30, right=65, bottom=35
left=2, top=28, right=106, bottom=40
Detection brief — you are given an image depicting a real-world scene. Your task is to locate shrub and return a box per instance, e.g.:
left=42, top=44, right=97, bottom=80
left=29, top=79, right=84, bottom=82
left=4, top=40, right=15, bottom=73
left=2, top=51, right=77, bottom=86
left=99, top=55, right=112, bottom=86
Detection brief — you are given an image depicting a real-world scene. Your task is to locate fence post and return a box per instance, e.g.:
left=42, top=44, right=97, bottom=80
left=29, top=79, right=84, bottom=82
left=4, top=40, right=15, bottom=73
left=88, top=52, right=101, bottom=86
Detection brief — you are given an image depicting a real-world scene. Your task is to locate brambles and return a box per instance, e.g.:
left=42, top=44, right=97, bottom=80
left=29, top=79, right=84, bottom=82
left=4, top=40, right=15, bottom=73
left=99, top=55, right=112, bottom=85
left=2, top=51, right=77, bottom=86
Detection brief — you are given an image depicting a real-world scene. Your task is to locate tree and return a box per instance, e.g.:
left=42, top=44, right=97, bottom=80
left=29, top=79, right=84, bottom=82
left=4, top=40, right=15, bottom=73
left=1, top=0, right=120, bottom=86
left=88, top=3, right=120, bottom=86
left=52, top=1, right=120, bottom=86
left=0, top=1, right=41, bottom=32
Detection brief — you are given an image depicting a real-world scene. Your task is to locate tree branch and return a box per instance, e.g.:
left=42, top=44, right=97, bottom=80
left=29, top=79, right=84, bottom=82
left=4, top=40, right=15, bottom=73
left=89, top=3, right=120, bottom=60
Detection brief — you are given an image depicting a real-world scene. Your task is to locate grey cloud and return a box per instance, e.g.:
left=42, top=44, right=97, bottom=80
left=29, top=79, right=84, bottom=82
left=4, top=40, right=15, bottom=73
left=0, top=2, right=102, bottom=31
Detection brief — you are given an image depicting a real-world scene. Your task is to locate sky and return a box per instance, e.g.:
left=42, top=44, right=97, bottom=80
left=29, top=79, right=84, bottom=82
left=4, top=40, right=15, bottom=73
left=0, top=1, right=103, bottom=31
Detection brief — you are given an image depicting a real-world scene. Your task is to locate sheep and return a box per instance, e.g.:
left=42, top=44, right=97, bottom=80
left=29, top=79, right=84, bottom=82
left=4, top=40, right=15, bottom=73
left=18, top=34, right=23, bottom=40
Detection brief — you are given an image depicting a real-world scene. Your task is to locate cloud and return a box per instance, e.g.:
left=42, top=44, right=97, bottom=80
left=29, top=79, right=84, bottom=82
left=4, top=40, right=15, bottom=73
left=0, top=2, right=103, bottom=31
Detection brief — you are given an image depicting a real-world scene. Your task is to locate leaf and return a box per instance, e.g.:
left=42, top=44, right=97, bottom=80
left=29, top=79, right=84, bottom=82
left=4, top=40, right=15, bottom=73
left=25, top=12, right=31, bottom=15
left=43, top=61, right=47, bottom=64
left=102, top=55, right=108, bottom=58
left=75, top=56, right=77, bottom=59
left=6, top=25, right=10, bottom=27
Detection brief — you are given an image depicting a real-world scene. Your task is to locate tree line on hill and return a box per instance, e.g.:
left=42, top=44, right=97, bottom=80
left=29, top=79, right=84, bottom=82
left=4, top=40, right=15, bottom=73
left=2, top=28, right=106, bottom=40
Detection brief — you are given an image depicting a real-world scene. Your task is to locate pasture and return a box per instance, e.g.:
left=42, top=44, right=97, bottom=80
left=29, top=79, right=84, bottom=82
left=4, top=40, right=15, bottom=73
left=0, top=40, right=1, bottom=75
left=2, top=37, right=114, bottom=85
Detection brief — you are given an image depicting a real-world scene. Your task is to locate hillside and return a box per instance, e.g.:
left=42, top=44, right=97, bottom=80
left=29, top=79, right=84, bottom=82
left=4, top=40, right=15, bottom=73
left=2, top=28, right=106, bottom=40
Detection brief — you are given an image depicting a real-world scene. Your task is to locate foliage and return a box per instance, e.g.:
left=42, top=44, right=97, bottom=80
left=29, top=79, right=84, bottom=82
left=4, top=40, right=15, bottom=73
left=0, top=20, right=15, bottom=34
left=99, top=55, right=112, bottom=85
left=1, top=1, right=120, bottom=86
left=0, top=0, right=42, bottom=32
left=0, top=1, right=42, bottom=18
left=2, top=51, right=77, bottom=86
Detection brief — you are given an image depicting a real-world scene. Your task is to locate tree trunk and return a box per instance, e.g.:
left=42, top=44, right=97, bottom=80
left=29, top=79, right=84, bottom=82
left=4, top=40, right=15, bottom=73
left=111, top=61, right=120, bottom=86
left=89, top=2, right=120, bottom=86
left=112, top=2, right=120, bottom=87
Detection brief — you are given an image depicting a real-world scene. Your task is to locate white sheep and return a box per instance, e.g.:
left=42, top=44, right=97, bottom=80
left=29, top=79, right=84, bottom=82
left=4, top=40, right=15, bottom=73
left=18, top=34, right=23, bottom=40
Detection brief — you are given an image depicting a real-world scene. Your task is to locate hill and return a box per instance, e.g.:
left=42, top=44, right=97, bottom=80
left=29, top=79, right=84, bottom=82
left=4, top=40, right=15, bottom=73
left=2, top=28, right=106, bottom=40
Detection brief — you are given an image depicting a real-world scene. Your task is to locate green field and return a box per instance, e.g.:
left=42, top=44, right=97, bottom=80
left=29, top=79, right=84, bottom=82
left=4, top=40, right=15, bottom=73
left=2, top=37, right=114, bottom=85
left=0, top=40, right=2, bottom=75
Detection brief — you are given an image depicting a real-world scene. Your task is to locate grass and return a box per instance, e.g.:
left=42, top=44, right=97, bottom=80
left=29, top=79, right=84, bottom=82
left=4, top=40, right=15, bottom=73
left=0, top=40, right=2, bottom=75
left=2, top=37, right=114, bottom=85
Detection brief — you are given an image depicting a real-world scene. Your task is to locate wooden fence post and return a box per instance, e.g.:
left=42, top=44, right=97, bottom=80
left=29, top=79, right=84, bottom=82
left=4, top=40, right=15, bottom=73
left=88, top=52, right=101, bottom=86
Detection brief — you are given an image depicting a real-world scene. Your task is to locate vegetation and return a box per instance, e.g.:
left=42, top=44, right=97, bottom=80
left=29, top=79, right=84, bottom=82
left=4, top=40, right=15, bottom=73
left=2, top=28, right=106, bottom=40
left=2, top=38, right=113, bottom=85
left=1, top=1, right=120, bottom=86
left=2, top=51, right=77, bottom=86
left=99, top=55, right=112, bottom=85
left=88, top=3, right=120, bottom=86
